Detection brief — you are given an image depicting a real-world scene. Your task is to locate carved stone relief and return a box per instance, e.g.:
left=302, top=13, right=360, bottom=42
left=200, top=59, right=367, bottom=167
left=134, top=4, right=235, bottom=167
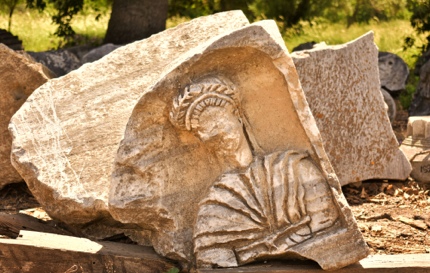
left=169, top=77, right=340, bottom=267
left=109, top=21, right=368, bottom=270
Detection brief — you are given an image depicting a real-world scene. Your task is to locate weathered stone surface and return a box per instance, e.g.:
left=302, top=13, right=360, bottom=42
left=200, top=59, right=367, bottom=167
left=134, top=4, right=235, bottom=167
left=400, top=116, right=430, bottom=182
left=381, top=88, right=396, bottom=123
left=110, top=21, right=368, bottom=270
left=27, top=49, right=81, bottom=77
left=81, top=43, right=121, bottom=64
left=0, top=44, right=51, bottom=189
left=378, top=51, right=409, bottom=97
left=9, top=11, right=250, bottom=228
left=291, top=32, right=411, bottom=186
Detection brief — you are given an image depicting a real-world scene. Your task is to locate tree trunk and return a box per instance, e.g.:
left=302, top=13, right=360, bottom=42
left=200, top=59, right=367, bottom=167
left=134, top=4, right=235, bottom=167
left=104, top=0, right=168, bottom=45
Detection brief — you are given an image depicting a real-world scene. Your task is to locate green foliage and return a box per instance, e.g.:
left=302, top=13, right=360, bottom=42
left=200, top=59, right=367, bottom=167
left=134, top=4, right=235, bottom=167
left=165, top=267, right=180, bottom=273
left=25, top=0, right=110, bottom=46
left=400, top=74, right=419, bottom=109
left=406, top=0, right=430, bottom=52
left=0, top=0, right=22, bottom=31
left=168, top=0, right=253, bottom=19
left=250, top=0, right=333, bottom=29
left=168, top=0, right=213, bottom=18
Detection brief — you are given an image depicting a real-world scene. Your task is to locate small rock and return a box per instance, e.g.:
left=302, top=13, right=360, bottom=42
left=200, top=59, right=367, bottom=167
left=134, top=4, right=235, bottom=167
left=371, top=225, right=383, bottom=233
left=397, top=216, right=428, bottom=230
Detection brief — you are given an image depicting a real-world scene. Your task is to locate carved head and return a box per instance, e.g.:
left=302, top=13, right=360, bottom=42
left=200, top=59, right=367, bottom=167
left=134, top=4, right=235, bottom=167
left=170, top=77, right=253, bottom=170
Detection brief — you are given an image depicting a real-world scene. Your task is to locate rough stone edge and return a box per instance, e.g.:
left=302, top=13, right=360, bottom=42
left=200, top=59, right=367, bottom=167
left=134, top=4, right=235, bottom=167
left=8, top=11, right=250, bottom=225
left=0, top=44, right=52, bottom=189
left=291, top=31, right=411, bottom=185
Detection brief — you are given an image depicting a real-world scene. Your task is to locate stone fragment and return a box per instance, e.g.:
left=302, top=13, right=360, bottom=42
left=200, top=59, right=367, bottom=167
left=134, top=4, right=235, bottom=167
left=81, top=43, right=121, bottom=64
left=9, top=11, right=250, bottom=229
left=291, top=32, right=411, bottom=186
left=27, top=49, right=81, bottom=77
left=381, top=88, right=396, bottom=123
left=110, top=21, right=368, bottom=270
left=400, top=116, right=430, bottom=182
left=0, top=44, right=52, bottom=189
left=292, top=41, right=317, bottom=52
left=378, top=51, right=409, bottom=97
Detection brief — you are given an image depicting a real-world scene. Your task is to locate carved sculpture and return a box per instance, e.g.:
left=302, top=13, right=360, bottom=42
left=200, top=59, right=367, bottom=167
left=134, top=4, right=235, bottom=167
left=109, top=21, right=368, bottom=270
left=170, top=78, right=340, bottom=267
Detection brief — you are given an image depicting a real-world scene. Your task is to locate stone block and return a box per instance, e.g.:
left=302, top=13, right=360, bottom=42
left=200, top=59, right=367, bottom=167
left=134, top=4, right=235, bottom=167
left=400, top=116, right=430, bottom=182
left=378, top=51, right=409, bottom=97
left=291, top=32, right=411, bottom=186
left=9, top=11, right=250, bottom=228
left=0, top=44, right=51, bottom=189
left=110, top=20, right=368, bottom=270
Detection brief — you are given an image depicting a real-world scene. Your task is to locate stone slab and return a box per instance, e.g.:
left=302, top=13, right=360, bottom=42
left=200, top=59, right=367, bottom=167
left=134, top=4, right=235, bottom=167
left=9, top=11, right=250, bottom=227
left=0, top=44, right=51, bottom=189
left=198, top=254, right=430, bottom=273
left=110, top=20, right=368, bottom=270
left=0, top=230, right=177, bottom=273
left=400, top=116, right=430, bottom=182
left=291, top=32, right=411, bottom=185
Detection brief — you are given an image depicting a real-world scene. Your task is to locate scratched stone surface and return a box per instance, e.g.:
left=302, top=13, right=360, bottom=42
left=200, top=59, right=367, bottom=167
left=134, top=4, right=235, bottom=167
left=9, top=11, right=250, bottom=228
left=109, top=21, right=368, bottom=270
left=291, top=32, right=411, bottom=186
left=0, top=44, right=52, bottom=189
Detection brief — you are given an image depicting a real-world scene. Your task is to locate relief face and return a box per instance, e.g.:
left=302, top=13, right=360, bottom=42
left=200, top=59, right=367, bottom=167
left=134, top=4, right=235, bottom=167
left=170, top=77, right=340, bottom=267
left=110, top=22, right=368, bottom=271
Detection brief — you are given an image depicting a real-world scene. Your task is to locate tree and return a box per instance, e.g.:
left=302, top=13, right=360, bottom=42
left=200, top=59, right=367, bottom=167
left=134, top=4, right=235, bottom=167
left=27, top=0, right=167, bottom=46
left=406, top=0, right=430, bottom=52
left=0, top=0, right=21, bottom=31
left=104, top=0, right=168, bottom=44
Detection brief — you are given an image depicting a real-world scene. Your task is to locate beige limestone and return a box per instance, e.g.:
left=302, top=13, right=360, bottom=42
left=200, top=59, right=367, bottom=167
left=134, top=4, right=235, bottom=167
left=291, top=32, right=411, bottom=186
left=0, top=44, right=52, bottom=189
left=400, top=116, right=430, bottom=182
left=9, top=11, right=250, bottom=226
left=110, top=21, right=368, bottom=270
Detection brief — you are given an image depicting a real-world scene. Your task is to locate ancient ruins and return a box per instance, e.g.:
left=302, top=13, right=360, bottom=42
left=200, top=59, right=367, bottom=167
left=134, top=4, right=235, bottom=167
left=9, top=11, right=249, bottom=232
left=291, top=33, right=411, bottom=186
left=109, top=20, right=368, bottom=269
left=2, top=9, right=425, bottom=273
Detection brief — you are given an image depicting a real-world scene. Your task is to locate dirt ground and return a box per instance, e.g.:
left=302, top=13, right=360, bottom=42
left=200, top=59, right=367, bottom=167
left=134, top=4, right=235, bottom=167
left=0, top=107, right=429, bottom=255
left=341, top=106, right=430, bottom=255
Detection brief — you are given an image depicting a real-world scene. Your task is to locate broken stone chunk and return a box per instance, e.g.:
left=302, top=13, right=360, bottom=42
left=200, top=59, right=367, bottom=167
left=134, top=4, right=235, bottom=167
left=9, top=11, right=250, bottom=228
left=400, top=116, right=430, bottom=182
left=291, top=32, right=411, bottom=186
left=378, top=51, right=409, bottom=97
left=110, top=20, right=368, bottom=270
left=0, top=44, right=52, bottom=189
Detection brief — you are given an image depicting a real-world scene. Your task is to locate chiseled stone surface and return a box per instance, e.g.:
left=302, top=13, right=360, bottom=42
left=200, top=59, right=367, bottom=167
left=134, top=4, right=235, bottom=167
left=9, top=11, right=250, bottom=227
left=400, top=116, right=430, bottom=182
left=0, top=44, right=52, bottom=189
left=291, top=32, right=411, bottom=186
left=110, top=21, right=368, bottom=270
